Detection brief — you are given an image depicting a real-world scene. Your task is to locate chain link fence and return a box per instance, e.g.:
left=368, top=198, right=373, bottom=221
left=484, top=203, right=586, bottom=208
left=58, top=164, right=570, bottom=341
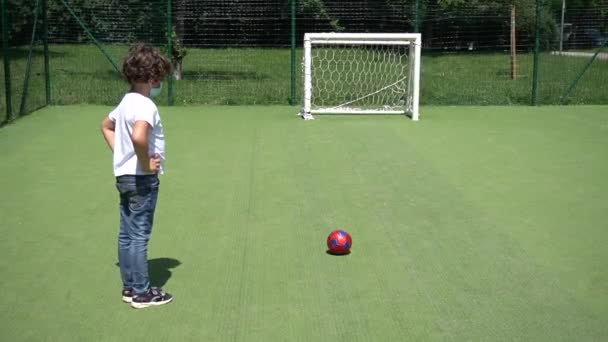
left=1, top=0, right=50, bottom=124
left=2, top=0, right=607, bottom=125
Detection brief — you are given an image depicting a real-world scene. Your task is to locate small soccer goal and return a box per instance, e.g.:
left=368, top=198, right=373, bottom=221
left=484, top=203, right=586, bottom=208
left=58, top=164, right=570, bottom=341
left=301, top=33, right=421, bottom=121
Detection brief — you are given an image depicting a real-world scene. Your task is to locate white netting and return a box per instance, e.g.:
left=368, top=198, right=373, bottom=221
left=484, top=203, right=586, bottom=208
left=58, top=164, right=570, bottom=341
left=310, top=44, right=412, bottom=112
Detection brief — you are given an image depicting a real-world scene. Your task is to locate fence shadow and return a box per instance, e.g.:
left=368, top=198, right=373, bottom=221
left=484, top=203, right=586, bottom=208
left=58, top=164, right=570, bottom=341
left=0, top=47, right=67, bottom=60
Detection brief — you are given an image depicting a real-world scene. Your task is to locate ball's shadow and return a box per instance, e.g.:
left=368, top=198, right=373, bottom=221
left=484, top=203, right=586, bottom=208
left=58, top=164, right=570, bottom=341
left=326, top=250, right=351, bottom=256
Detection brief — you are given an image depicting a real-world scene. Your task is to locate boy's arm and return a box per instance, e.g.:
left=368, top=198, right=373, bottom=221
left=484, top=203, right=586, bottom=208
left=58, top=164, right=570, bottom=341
left=101, top=117, right=115, bottom=152
left=132, top=120, right=160, bottom=173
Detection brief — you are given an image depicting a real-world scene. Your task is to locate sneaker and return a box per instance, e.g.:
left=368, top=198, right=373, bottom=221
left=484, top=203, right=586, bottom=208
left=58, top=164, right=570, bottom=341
left=122, top=288, right=133, bottom=303
left=131, top=288, right=173, bottom=309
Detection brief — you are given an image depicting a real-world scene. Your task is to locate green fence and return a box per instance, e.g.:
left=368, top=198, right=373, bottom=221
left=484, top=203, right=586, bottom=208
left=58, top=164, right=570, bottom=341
left=2, top=0, right=607, bottom=125
left=1, top=0, right=50, bottom=125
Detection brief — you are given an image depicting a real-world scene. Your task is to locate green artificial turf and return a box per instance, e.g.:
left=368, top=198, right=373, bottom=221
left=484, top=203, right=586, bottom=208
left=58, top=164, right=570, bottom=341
left=0, top=105, right=607, bottom=341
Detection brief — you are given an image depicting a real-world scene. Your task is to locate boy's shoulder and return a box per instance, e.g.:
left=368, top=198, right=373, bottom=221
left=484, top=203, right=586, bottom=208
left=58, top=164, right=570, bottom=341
left=120, top=93, right=158, bottom=112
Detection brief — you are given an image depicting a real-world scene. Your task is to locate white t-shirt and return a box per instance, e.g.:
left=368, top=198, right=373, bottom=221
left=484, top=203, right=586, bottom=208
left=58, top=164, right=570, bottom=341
left=109, top=93, right=166, bottom=176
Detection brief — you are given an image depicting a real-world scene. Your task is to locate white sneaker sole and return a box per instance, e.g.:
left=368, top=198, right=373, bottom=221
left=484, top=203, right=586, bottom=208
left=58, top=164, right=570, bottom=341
left=130, top=296, right=173, bottom=309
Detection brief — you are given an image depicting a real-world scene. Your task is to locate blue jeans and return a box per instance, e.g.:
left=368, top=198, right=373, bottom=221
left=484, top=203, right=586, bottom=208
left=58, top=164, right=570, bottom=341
left=115, top=175, right=159, bottom=295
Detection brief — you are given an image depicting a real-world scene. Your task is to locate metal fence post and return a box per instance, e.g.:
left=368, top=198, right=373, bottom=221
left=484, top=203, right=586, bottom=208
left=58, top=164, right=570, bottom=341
left=414, top=0, right=421, bottom=33
left=1, top=0, right=12, bottom=122
left=19, top=0, right=41, bottom=116
left=167, top=0, right=174, bottom=106
left=531, top=0, right=542, bottom=106
left=43, top=0, right=51, bottom=105
left=290, top=0, right=296, bottom=106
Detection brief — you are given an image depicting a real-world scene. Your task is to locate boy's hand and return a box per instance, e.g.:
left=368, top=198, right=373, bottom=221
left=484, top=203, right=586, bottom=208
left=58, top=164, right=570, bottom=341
left=101, top=117, right=115, bottom=152
left=144, top=154, right=161, bottom=173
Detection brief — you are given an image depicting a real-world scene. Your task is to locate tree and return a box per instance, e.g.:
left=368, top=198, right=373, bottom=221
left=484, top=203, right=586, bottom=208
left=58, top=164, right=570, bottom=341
left=171, top=0, right=187, bottom=80
left=300, top=0, right=344, bottom=31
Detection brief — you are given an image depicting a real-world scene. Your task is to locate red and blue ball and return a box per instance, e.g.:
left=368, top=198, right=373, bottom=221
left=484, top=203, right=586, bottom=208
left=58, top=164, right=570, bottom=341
left=327, top=230, right=352, bottom=255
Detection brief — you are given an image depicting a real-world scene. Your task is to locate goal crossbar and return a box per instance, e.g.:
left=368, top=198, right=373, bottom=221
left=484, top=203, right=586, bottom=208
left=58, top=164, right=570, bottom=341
left=310, top=40, right=413, bottom=46
left=306, top=32, right=422, bottom=41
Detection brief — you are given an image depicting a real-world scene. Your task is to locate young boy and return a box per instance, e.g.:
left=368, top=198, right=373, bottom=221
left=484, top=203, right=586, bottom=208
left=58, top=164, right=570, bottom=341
left=100, top=43, right=173, bottom=309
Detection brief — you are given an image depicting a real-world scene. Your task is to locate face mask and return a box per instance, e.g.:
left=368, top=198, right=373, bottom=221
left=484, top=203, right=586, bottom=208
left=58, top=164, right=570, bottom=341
left=149, top=81, right=163, bottom=98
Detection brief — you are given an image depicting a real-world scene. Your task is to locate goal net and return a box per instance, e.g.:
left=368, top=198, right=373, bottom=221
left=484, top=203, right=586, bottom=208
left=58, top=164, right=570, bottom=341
left=302, top=33, right=421, bottom=121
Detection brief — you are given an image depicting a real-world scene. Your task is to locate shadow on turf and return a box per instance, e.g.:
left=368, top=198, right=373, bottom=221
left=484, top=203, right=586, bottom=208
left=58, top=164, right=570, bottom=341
left=326, top=250, right=351, bottom=256
left=115, top=257, right=181, bottom=288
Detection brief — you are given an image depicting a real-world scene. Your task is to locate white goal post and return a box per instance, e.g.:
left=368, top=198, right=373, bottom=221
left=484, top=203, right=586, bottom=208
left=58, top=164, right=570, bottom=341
left=301, top=33, right=421, bottom=121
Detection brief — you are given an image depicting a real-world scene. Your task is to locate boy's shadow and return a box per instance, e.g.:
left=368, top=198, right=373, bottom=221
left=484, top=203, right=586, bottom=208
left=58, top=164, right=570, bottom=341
left=115, top=257, right=181, bottom=288
left=149, top=258, right=181, bottom=287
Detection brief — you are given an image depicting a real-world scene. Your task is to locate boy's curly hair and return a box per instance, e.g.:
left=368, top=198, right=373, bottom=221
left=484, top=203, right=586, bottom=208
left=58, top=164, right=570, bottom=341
left=122, top=43, right=171, bottom=84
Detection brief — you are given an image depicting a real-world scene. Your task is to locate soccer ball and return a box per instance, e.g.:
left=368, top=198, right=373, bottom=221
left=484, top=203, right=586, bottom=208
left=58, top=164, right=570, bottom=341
left=326, top=230, right=352, bottom=255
